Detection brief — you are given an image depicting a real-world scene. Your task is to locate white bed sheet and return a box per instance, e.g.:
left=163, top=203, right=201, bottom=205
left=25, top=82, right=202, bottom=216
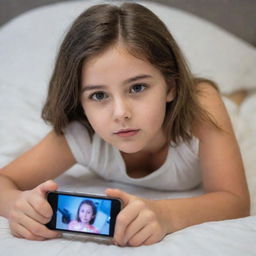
left=0, top=0, right=256, bottom=255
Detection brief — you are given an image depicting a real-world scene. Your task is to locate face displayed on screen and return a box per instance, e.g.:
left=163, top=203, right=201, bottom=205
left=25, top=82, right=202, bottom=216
left=79, top=203, right=94, bottom=224
left=56, top=194, right=112, bottom=236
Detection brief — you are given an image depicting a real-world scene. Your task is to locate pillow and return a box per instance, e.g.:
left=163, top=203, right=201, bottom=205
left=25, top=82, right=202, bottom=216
left=150, top=3, right=256, bottom=93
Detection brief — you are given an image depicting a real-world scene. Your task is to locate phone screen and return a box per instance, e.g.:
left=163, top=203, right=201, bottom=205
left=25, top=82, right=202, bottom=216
left=46, top=191, right=122, bottom=237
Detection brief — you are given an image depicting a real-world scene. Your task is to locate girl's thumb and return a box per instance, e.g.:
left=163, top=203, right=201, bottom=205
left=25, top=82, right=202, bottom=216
left=36, top=180, right=58, bottom=197
left=105, top=188, right=131, bottom=206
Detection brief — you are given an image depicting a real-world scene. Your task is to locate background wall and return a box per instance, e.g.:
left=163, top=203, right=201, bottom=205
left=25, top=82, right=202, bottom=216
left=0, top=0, right=255, bottom=47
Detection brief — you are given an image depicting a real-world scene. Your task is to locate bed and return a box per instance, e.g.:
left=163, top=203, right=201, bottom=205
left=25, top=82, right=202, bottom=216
left=0, top=0, right=256, bottom=255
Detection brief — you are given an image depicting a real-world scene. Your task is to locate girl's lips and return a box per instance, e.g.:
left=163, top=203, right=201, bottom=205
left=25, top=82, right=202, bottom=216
left=114, top=129, right=140, bottom=137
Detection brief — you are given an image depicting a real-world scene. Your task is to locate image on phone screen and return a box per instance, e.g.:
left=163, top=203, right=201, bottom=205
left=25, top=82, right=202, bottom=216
left=46, top=192, right=121, bottom=237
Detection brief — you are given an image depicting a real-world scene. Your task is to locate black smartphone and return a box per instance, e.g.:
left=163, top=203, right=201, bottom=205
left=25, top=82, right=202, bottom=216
left=46, top=191, right=122, bottom=238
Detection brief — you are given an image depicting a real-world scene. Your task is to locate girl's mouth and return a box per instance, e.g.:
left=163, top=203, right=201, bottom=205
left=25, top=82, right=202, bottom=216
left=114, top=129, right=140, bottom=137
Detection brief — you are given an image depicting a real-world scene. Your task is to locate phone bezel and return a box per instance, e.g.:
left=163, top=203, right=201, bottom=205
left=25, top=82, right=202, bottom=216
left=46, top=191, right=122, bottom=238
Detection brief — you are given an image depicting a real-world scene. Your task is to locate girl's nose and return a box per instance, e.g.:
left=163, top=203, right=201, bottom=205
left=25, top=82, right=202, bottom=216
left=113, top=97, right=132, bottom=121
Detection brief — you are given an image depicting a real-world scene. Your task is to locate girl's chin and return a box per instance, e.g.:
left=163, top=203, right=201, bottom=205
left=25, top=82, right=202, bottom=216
left=116, top=144, right=145, bottom=154
left=107, top=138, right=148, bottom=154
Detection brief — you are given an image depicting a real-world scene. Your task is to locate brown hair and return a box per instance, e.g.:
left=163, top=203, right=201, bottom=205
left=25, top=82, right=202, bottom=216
left=42, top=2, right=219, bottom=145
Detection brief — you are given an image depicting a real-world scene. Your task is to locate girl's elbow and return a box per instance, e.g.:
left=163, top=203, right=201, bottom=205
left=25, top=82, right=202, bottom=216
left=238, top=193, right=251, bottom=217
left=228, top=190, right=250, bottom=218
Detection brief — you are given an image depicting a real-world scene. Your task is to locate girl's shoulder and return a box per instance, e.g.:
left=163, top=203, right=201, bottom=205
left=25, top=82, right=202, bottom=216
left=192, top=82, right=227, bottom=140
left=64, top=121, right=94, bottom=166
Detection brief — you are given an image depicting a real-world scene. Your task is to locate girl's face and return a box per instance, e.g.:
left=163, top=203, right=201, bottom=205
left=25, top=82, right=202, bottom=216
left=80, top=44, right=174, bottom=154
left=79, top=203, right=94, bottom=224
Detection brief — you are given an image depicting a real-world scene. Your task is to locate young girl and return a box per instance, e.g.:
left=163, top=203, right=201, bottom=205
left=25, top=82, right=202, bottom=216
left=0, top=2, right=250, bottom=247
left=68, top=200, right=99, bottom=234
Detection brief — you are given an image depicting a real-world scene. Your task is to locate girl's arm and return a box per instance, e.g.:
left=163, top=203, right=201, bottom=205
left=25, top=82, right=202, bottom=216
left=107, top=83, right=250, bottom=247
left=0, top=131, right=76, bottom=239
left=159, top=83, right=250, bottom=231
left=0, top=130, right=76, bottom=192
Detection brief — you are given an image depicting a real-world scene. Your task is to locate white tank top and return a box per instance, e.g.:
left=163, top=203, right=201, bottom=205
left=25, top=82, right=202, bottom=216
left=64, top=122, right=201, bottom=191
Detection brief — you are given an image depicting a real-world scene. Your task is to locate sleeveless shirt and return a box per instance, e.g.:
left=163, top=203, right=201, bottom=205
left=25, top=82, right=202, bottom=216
left=64, top=122, right=201, bottom=191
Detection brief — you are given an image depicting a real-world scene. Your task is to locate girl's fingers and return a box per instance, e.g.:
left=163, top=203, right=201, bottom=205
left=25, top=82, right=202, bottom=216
left=114, top=200, right=144, bottom=246
left=106, top=189, right=161, bottom=247
left=10, top=222, right=46, bottom=241
left=32, top=180, right=57, bottom=219
left=16, top=212, right=60, bottom=239
left=26, top=218, right=60, bottom=239
left=27, top=194, right=53, bottom=220
left=143, top=233, right=160, bottom=246
left=18, top=199, right=50, bottom=225
left=8, top=181, right=60, bottom=241
left=123, top=213, right=149, bottom=245
left=127, top=224, right=153, bottom=247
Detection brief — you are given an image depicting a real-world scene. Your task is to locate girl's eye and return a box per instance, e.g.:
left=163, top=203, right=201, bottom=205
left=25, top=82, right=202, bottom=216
left=130, top=84, right=146, bottom=94
left=89, top=92, right=108, bottom=101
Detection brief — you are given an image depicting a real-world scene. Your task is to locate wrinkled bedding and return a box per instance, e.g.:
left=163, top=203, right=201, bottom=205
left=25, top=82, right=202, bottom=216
left=0, top=1, right=256, bottom=255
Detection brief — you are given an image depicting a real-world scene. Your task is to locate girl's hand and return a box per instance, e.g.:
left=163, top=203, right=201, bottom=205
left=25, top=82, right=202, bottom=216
left=106, top=188, right=168, bottom=247
left=8, top=180, right=61, bottom=240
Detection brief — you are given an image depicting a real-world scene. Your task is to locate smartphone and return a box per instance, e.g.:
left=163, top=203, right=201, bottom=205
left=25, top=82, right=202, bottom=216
left=46, top=191, right=122, bottom=238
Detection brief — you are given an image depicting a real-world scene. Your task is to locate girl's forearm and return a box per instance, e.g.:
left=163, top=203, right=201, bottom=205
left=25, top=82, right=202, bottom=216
left=155, top=191, right=250, bottom=234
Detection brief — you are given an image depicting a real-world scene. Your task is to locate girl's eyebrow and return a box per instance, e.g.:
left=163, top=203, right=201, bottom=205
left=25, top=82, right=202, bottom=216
left=81, top=85, right=106, bottom=93
left=81, top=74, right=152, bottom=93
left=123, top=74, right=152, bottom=84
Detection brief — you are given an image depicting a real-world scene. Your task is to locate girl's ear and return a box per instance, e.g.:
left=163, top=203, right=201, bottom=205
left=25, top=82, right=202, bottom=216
left=166, top=86, right=176, bottom=102
left=166, top=78, right=176, bottom=103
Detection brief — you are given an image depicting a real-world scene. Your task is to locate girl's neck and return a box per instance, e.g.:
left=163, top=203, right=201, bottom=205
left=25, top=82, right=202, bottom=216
left=120, top=134, right=169, bottom=178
